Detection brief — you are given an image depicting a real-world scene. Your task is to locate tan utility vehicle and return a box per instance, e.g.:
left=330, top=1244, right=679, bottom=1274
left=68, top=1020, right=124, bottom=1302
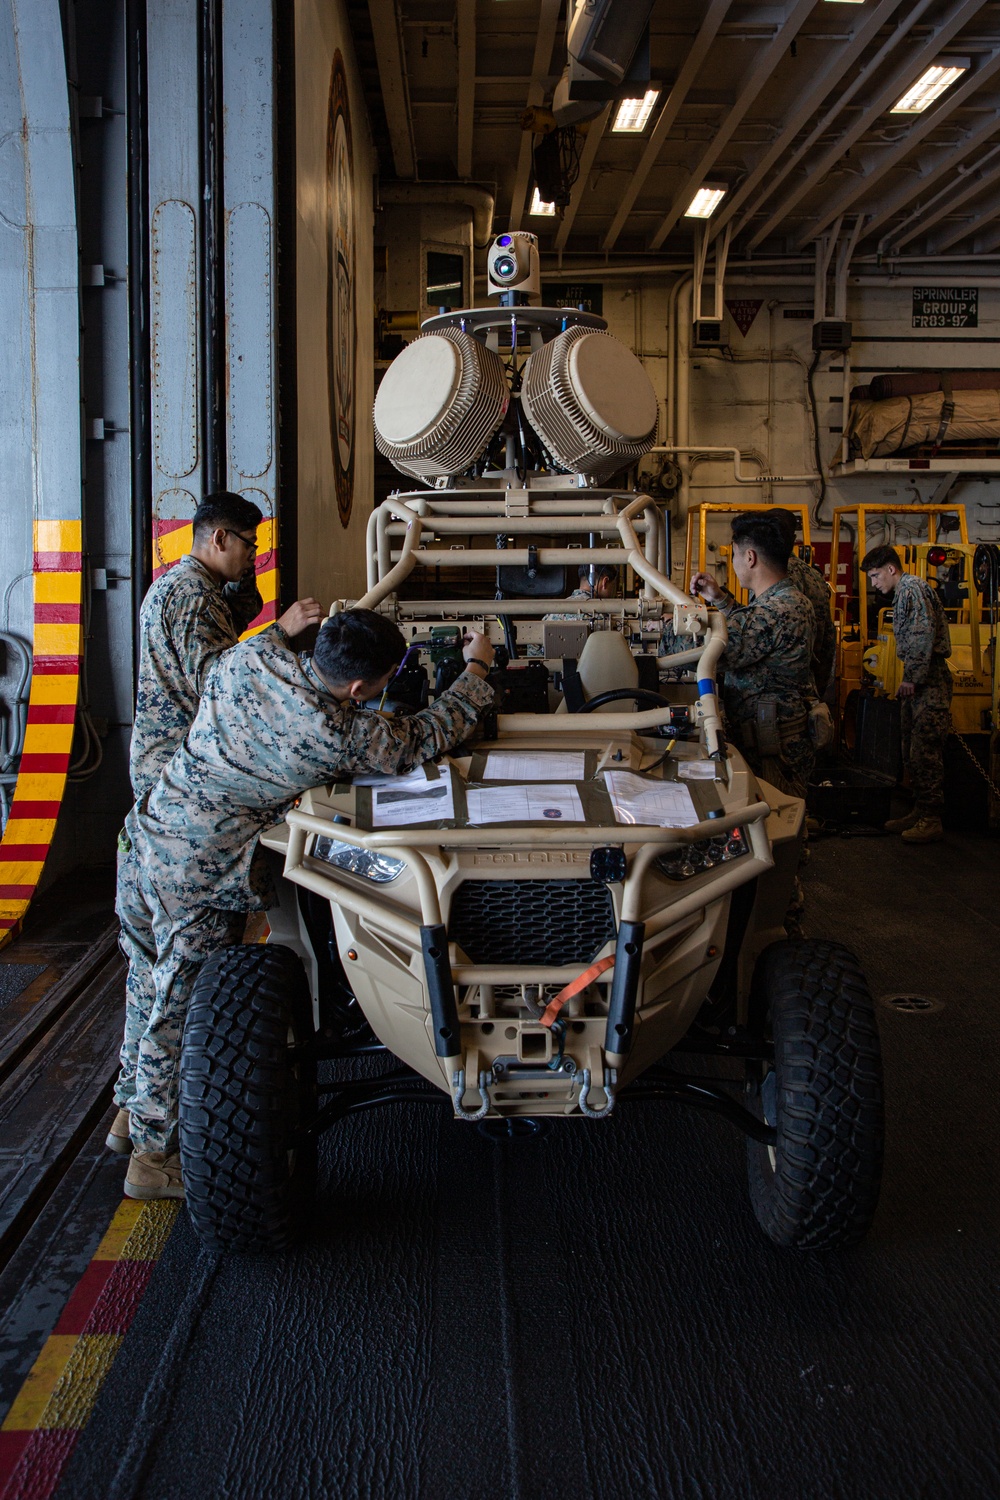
left=178, top=295, right=883, bottom=1255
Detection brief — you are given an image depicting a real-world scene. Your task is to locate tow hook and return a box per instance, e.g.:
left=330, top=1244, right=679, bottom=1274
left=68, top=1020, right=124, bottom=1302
left=452, top=1068, right=493, bottom=1121
left=578, top=1066, right=618, bottom=1119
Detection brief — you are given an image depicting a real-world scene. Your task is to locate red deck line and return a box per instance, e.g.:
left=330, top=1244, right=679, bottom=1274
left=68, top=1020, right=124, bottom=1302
left=32, top=552, right=82, bottom=572
left=18, top=755, right=71, bottom=773
left=32, top=605, right=81, bottom=626
left=25, top=706, right=77, bottom=725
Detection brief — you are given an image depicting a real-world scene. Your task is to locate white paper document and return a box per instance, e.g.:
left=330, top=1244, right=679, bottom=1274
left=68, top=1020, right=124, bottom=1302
left=482, top=751, right=587, bottom=782
left=604, top=771, right=698, bottom=827
left=676, top=760, right=718, bottom=781
left=370, top=770, right=454, bottom=827
left=354, top=764, right=431, bottom=788
left=465, top=783, right=586, bottom=825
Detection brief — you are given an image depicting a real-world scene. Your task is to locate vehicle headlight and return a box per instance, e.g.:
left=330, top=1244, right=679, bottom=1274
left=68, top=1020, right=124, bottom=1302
left=654, top=828, right=748, bottom=881
left=310, top=835, right=405, bottom=883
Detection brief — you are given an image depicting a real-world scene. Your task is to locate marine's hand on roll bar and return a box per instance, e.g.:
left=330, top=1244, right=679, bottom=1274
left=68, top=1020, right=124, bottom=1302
left=462, top=631, right=495, bottom=677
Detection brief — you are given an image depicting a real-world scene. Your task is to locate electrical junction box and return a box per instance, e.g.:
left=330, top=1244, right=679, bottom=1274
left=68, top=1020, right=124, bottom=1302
left=692, top=319, right=725, bottom=348
left=812, top=320, right=852, bottom=352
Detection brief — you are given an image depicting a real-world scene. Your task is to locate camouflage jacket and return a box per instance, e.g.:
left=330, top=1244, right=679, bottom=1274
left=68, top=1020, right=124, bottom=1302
left=893, top=571, right=952, bottom=687
left=717, top=576, right=815, bottom=726
left=787, top=554, right=836, bottom=695
left=125, top=631, right=495, bottom=911
left=129, top=556, right=266, bottom=799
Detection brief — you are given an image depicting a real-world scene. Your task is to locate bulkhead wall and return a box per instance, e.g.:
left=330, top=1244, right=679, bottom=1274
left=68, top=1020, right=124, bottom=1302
left=295, top=0, right=377, bottom=604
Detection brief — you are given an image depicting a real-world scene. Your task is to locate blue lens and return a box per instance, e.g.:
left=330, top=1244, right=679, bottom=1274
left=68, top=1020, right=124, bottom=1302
left=497, top=234, right=512, bottom=247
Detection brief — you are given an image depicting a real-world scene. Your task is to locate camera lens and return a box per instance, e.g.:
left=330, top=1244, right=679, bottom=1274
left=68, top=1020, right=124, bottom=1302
left=494, top=255, right=516, bottom=279
left=497, top=234, right=513, bottom=247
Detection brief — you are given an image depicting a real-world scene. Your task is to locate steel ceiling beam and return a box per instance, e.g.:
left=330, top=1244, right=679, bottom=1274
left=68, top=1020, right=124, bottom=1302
left=747, top=0, right=984, bottom=251
left=648, top=0, right=818, bottom=253
left=508, top=0, right=561, bottom=232
left=865, top=107, right=1000, bottom=240
left=887, top=146, right=1000, bottom=251
left=553, top=104, right=610, bottom=252
left=600, top=0, right=731, bottom=253
left=928, top=184, right=1000, bottom=252
left=456, top=0, right=475, bottom=178
left=795, top=47, right=1000, bottom=248
left=367, top=0, right=417, bottom=178
left=711, top=0, right=904, bottom=239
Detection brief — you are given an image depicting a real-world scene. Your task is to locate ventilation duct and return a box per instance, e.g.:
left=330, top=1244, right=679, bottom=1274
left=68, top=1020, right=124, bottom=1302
left=373, top=329, right=509, bottom=480
left=520, top=327, right=658, bottom=481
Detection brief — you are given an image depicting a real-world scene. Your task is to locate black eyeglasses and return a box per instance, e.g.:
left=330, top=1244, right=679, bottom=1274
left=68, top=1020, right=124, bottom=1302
left=224, top=529, right=258, bottom=554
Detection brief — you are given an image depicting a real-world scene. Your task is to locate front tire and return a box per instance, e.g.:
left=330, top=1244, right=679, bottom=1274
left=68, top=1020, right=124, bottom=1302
left=746, top=939, right=884, bottom=1250
left=180, top=944, right=318, bottom=1252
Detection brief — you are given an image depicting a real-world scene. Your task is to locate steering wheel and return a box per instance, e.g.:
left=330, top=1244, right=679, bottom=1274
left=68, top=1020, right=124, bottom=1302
left=572, top=688, right=676, bottom=713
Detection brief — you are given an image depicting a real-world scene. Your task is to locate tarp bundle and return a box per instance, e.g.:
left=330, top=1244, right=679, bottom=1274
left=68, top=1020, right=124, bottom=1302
left=849, top=388, right=1000, bottom=459
left=851, top=370, right=1000, bottom=401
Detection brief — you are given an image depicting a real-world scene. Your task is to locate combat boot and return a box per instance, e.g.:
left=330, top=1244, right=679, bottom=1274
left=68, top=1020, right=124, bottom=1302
left=885, top=808, right=921, bottom=833
left=901, top=814, right=944, bottom=845
left=124, top=1150, right=185, bottom=1200
left=105, top=1108, right=132, bottom=1155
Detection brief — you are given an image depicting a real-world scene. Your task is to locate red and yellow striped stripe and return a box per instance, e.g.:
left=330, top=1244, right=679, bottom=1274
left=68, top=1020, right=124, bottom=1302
left=0, top=522, right=82, bottom=950
left=152, top=516, right=278, bottom=636
left=0, top=1199, right=179, bottom=1498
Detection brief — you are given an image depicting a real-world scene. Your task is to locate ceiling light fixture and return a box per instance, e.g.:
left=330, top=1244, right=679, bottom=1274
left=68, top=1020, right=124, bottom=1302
left=684, top=185, right=727, bottom=219
left=529, top=187, right=557, bottom=216
left=611, top=89, right=661, bottom=134
left=891, top=61, right=969, bottom=114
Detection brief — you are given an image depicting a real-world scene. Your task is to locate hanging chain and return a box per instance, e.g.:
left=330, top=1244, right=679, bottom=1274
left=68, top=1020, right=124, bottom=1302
left=951, top=731, right=1000, bottom=801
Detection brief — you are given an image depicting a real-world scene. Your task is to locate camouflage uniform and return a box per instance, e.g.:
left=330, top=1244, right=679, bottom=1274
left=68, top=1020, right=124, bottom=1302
left=129, top=555, right=266, bottom=799
left=788, top=553, right=836, bottom=696
left=718, top=579, right=816, bottom=797
left=115, top=631, right=494, bottom=1153
left=893, top=571, right=952, bottom=814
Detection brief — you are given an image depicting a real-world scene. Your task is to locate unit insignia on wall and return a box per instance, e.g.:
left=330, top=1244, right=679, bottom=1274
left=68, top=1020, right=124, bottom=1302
left=327, top=50, right=355, bottom=528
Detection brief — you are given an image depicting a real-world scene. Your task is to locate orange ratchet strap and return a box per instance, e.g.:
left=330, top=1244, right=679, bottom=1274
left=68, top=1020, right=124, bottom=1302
left=540, top=954, right=616, bottom=1029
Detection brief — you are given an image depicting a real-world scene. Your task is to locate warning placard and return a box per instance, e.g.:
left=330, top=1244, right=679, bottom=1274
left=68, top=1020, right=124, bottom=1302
left=725, top=298, right=763, bottom=337
left=911, top=287, right=978, bottom=329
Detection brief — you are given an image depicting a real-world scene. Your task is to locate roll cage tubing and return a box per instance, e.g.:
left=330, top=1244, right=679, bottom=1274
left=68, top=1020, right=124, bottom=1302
left=350, top=494, right=727, bottom=758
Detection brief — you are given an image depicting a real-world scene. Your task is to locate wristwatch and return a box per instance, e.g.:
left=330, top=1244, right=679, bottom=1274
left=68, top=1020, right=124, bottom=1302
left=466, top=657, right=493, bottom=673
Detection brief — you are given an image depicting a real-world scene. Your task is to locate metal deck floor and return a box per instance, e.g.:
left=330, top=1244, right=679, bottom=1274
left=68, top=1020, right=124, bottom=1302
left=35, top=833, right=1000, bottom=1498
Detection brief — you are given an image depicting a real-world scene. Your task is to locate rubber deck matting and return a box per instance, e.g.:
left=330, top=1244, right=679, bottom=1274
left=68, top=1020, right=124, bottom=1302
left=58, top=833, right=1000, bottom=1500
left=0, top=964, right=45, bottom=1010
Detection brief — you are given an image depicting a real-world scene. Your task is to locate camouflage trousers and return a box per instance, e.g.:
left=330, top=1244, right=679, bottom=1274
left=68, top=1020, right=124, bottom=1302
left=729, top=709, right=815, bottom=800
left=115, top=843, right=245, bottom=1153
left=901, top=676, right=953, bottom=814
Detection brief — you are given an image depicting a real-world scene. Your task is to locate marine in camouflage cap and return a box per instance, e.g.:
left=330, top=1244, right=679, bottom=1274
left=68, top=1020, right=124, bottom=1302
left=116, top=611, right=495, bottom=1158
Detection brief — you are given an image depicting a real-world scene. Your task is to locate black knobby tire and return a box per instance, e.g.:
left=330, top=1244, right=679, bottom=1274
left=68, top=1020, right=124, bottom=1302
left=746, top=939, right=884, bottom=1251
left=180, top=944, right=318, bottom=1252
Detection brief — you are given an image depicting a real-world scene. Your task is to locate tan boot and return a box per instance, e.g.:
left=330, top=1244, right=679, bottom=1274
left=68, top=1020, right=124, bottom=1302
left=885, top=808, right=921, bottom=834
left=901, top=814, right=944, bottom=844
left=124, top=1150, right=185, bottom=1200
left=105, top=1108, right=132, bottom=1155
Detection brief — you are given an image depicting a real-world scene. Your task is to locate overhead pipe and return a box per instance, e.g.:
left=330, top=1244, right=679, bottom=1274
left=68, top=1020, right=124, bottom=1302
left=378, top=182, right=495, bottom=247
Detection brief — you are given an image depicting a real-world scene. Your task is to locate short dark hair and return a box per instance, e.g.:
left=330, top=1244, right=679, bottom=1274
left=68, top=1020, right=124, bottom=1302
left=861, top=545, right=903, bottom=573
left=730, top=512, right=791, bottom=568
left=768, top=508, right=800, bottom=547
left=578, top=564, right=617, bottom=583
left=192, top=491, right=264, bottom=540
left=313, top=609, right=406, bottom=686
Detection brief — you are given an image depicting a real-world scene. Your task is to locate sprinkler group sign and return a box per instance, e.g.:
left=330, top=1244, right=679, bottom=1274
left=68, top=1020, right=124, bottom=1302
left=911, top=287, right=978, bottom=329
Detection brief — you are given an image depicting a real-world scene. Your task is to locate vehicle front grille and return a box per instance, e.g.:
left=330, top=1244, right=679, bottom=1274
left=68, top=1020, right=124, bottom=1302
left=448, top=879, right=615, bottom=966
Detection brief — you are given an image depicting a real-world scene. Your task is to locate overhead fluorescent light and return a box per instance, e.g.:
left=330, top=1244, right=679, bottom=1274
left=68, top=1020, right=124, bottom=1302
left=529, top=188, right=557, bottom=216
left=891, top=61, right=968, bottom=114
left=611, top=89, right=661, bottom=134
left=684, top=185, right=727, bottom=219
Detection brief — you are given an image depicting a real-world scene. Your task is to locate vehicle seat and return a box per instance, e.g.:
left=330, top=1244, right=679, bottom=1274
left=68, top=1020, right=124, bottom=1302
left=556, top=630, right=638, bottom=711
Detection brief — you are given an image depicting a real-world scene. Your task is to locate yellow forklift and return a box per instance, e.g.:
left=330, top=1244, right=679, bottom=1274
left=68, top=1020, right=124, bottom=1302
left=684, top=501, right=814, bottom=601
